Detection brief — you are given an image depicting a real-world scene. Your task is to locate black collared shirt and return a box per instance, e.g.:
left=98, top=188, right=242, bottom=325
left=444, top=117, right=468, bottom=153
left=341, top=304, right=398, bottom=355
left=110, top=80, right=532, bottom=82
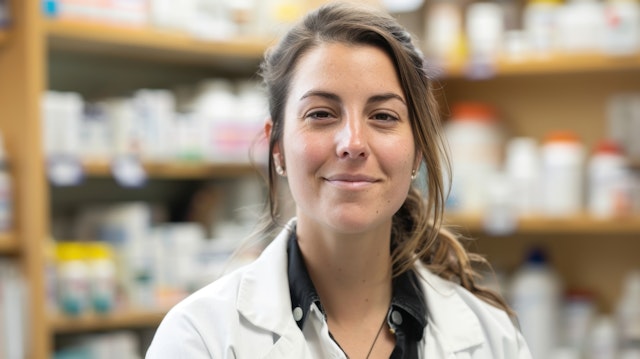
left=287, top=231, right=426, bottom=358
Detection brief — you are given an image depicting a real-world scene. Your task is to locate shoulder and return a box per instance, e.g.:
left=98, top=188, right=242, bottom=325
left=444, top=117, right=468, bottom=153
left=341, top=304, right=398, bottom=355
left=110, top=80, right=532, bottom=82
left=147, top=224, right=296, bottom=358
left=414, top=264, right=531, bottom=357
left=146, top=265, right=250, bottom=358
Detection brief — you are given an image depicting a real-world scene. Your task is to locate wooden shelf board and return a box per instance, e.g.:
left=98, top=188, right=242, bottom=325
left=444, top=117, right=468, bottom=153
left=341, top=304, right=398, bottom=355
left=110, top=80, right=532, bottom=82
left=445, top=214, right=640, bottom=235
left=0, top=233, right=18, bottom=254
left=50, top=309, right=167, bottom=333
left=82, top=160, right=261, bottom=179
left=45, top=19, right=273, bottom=68
left=438, top=53, right=640, bottom=78
left=0, top=29, right=8, bottom=46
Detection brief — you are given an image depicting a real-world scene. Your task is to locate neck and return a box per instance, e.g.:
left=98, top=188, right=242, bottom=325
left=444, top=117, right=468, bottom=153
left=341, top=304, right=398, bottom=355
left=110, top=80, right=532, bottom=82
left=295, top=218, right=393, bottom=324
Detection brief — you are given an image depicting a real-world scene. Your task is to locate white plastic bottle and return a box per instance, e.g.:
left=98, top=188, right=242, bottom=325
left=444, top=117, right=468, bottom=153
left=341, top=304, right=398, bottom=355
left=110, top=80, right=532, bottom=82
left=0, top=132, right=12, bottom=232
left=586, top=315, right=619, bottom=359
left=86, top=242, right=116, bottom=314
left=556, top=0, right=606, bottom=53
left=540, top=131, right=585, bottom=217
left=617, top=271, right=640, bottom=353
left=56, top=242, right=90, bottom=316
left=523, top=0, right=562, bottom=56
left=602, top=0, right=640, bottom=56
left=505, top=137, right=541, bottom=217
left=588, top=139, right=632, bottom=218
left=509, top=247, right=563, bottom=359
left=444, top=102, right=503, bottom=214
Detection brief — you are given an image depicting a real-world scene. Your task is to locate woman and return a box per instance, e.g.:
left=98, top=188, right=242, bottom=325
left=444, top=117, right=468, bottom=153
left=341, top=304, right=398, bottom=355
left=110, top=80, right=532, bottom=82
left=146, top=2, right=531, bottom=358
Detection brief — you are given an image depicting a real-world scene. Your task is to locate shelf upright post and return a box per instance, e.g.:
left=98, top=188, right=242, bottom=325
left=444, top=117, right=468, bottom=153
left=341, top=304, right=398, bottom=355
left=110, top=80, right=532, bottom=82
left=0, top=0, right=50, bottom=358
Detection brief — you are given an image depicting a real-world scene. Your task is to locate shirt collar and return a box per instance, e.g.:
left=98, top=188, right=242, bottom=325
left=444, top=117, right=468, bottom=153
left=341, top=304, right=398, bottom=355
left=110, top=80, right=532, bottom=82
left=287, top=230, right=427, bottom=340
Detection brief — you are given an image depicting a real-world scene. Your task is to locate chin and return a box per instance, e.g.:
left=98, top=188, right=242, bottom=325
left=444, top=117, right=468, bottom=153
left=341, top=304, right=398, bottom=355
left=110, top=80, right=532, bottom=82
left=324, top=213, right=392, bottom=235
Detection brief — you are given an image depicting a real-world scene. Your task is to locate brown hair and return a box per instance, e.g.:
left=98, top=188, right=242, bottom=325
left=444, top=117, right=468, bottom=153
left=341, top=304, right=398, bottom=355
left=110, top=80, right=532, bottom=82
left=257, top=1, right=512, bottom=315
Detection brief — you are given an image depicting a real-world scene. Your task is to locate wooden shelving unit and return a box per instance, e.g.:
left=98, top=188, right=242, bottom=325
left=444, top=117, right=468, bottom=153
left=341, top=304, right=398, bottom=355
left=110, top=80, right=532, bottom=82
left=82, top=160, right=261, bottom=180
left=1, top=1, right=639, bottom=357
left=437, top=47, right=640, bottom=314
left=0, top=232, right=18, bottom=254
left=0, top=29, right=8, bottom=46
left=446, top=214, right=640, bottom=235
left=51, top=310, right=167, bottom=334
left=438, top=52, right=640, bottom=78
left=45, top=19, right=272, bottom=68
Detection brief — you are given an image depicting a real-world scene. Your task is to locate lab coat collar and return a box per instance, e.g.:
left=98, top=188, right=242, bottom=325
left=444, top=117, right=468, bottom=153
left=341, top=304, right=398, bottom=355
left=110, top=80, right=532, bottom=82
left=236, top=218, right=485, bottom=354
left=415, top=262, right=485, bottom=353
left=236, top=220, right=297, bottom=336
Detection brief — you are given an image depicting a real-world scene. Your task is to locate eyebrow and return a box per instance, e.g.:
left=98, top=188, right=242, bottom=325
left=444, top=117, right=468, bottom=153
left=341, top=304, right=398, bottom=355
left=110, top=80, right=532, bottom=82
left=299, top=90, right=406, bottom=106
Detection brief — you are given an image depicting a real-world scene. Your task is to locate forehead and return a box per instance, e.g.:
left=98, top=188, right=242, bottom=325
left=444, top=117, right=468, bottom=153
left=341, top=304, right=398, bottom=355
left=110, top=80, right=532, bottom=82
left=288, top=42, right=404, bottom=99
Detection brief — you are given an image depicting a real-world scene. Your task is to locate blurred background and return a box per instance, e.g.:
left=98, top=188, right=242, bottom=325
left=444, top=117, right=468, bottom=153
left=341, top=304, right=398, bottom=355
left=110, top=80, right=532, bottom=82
left=0, top=0, right=639, bottom=358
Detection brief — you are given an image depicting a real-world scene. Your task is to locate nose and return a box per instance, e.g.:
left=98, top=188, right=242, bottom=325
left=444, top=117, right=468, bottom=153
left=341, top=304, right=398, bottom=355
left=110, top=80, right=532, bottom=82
left=336, top=115, right=369, bottom=159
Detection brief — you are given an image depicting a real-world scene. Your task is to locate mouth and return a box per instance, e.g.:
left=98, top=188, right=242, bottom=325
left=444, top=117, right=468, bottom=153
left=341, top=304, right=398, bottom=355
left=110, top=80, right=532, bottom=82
left=323, top=174, right=379, bottom=189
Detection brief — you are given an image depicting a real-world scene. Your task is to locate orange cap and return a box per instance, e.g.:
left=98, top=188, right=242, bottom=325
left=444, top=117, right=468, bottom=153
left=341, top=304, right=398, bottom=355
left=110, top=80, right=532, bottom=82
left=544, top=130, right=580, bottom=143
left=451, top=102, right=498, bottom=122
left=593, top=139, right=624, bottom=155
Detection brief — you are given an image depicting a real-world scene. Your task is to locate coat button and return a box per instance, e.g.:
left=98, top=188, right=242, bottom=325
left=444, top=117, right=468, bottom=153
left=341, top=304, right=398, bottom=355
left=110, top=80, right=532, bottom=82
left=391, top=310, right=403, bottom=325
left=293, top=307, right=303, bottom=322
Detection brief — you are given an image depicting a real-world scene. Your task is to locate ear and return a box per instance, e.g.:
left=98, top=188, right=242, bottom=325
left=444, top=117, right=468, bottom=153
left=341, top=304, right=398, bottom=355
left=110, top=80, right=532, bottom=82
left=413, top=151, right=423, bottom=173
left=264, top=117, right=282, bottom=162
left=264, top=117, right=274, bottom=141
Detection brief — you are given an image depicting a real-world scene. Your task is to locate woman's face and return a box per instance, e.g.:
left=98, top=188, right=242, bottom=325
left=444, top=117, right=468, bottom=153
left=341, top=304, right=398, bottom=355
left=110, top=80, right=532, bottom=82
left=272, top=43, right=418, bottom=234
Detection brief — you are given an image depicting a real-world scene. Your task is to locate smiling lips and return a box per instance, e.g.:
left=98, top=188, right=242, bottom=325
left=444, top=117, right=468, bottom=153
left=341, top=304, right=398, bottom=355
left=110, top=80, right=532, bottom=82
left=323, top=174, right=379, bottom=189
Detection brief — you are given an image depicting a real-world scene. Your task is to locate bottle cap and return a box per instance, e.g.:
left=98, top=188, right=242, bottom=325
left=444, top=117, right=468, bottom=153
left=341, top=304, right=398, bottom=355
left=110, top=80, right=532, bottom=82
left=593, top=139, right=624, bottom=155
left=544, top=130, right=581, bottom=144
left=451, top=102, right=498, bottom=122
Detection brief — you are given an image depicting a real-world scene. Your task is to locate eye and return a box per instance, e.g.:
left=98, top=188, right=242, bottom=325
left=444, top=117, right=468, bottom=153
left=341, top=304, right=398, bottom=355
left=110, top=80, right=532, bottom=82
left=306, top=110, right=335, bottom=120
left=372, top=112, right=399, bottom=122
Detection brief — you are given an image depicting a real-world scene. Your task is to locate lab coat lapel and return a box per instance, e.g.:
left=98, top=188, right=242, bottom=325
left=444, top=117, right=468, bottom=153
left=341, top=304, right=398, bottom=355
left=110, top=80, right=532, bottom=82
left=416, top=264, right=485, bottom=355
left=236, top=221, right=299, bottom=337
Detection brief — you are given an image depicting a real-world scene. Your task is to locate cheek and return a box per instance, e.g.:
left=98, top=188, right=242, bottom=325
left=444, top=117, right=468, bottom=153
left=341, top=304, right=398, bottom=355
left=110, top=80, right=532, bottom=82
left=283, top=132, right=329, bottom=176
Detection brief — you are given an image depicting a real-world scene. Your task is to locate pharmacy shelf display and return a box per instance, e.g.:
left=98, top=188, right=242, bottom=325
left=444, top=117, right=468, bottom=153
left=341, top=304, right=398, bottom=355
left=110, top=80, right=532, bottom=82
left=445, top=214, right=640, bottom=236
left=1, top=2, right=639, bottom=358
left=45, top=19, right=271, bottom=69
left=51, top=310, right=167, bottom=334
left=82, top=160, right=260, bottom=180
left=437, top=49, right=640, bottom=321
left=439, top=52, right=640, bottom=78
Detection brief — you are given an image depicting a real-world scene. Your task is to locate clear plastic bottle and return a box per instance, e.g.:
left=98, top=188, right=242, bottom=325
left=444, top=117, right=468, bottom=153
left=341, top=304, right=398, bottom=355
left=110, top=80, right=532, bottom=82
left=509, top=247, right=563, bottom=359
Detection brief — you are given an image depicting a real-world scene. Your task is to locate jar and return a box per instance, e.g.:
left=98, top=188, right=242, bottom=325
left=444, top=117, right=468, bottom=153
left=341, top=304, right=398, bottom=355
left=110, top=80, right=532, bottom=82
left=465, top=2, right=505, bottom=61
left=56, top=242, right=90, bottom=316
left=523, top=0, right=562, bottom=55
left=602, top=0, right=640, bottom=55
left=444, top=102, right=503, bottom=214
left=540, top=131, right=585, bottom=217
left=587, top=139, right=632, bottom=218
left=86, top=242, right=117, bottom=314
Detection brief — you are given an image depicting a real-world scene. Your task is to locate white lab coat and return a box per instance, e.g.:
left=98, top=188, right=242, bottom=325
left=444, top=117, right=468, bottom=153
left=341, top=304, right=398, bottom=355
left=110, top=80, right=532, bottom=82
left=146, top=221, right=532, bottom=359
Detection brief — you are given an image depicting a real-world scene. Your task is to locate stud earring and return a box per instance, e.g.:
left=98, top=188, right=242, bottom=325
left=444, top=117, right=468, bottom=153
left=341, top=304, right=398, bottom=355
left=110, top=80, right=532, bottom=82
left=273, top=154, right=286, bottom=176
left=411, top=169, right=417, bottom=180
